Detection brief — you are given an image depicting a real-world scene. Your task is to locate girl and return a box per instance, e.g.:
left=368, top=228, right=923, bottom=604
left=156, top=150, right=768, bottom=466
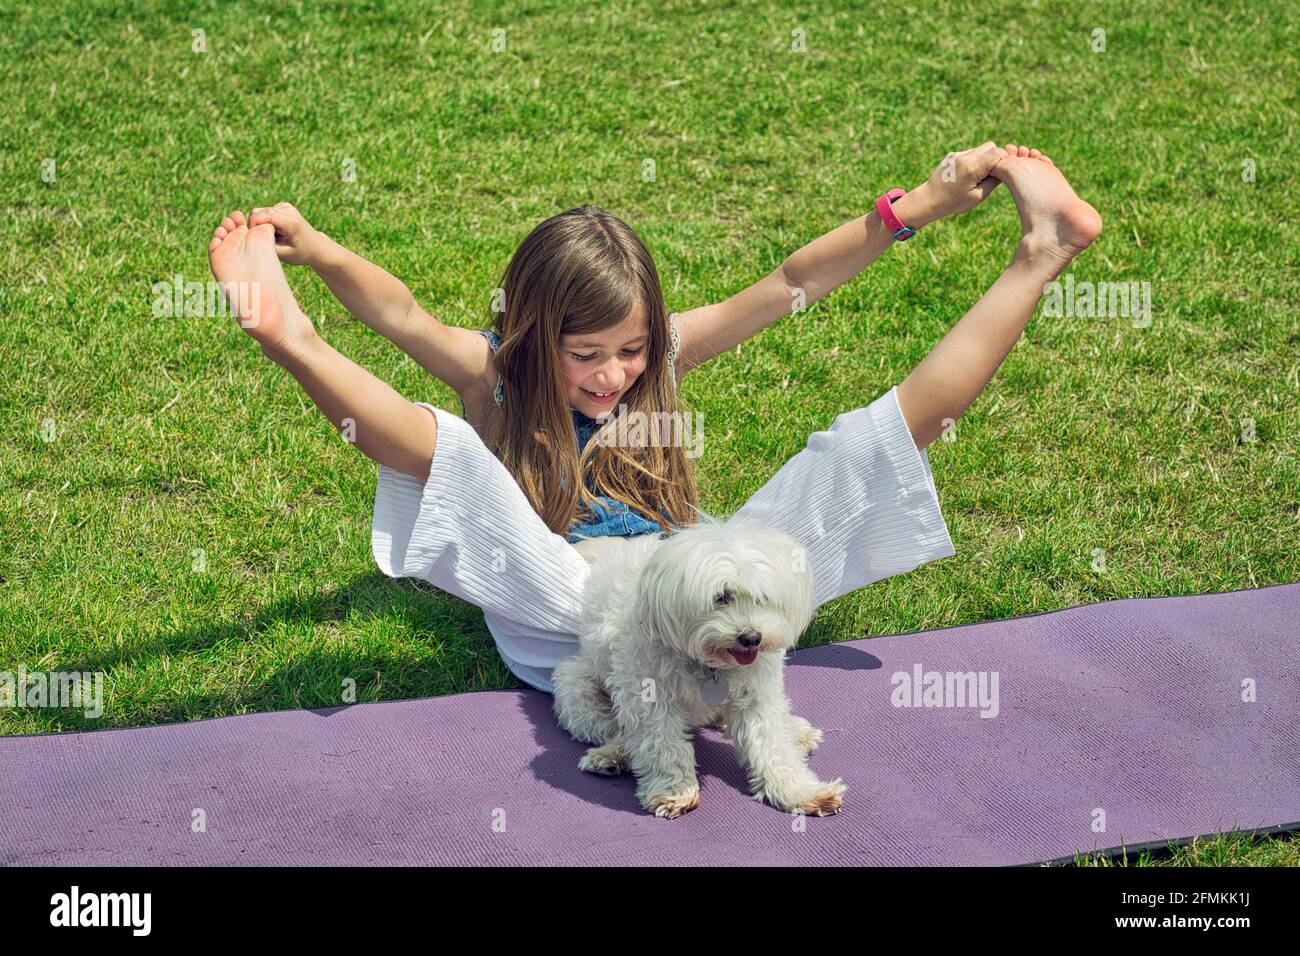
left=207, top=142, right=1101, bottom=693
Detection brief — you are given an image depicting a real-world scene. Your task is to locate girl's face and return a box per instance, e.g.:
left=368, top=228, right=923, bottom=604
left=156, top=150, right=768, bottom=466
left=559, top=302, right=651, bottom=419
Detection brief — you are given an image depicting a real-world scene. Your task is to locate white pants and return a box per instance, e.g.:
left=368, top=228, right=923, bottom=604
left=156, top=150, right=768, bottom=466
left=371, top=385, right=955, bottom=694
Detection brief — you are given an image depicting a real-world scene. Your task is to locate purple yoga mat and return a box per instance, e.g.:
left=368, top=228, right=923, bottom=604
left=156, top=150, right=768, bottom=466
left=3, top=583, right=1297, bottom=866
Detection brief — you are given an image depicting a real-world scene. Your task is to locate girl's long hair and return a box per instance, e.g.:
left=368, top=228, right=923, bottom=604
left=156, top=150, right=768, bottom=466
left=476, top=204, right=699, bottom=538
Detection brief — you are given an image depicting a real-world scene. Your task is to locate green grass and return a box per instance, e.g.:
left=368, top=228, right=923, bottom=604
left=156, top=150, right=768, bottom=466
left=1, top=0, right=1296, bottom=866
left=1067, top=828, right=1300, bottom=867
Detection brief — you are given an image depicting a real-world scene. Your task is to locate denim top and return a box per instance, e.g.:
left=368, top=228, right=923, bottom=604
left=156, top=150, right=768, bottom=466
left=459, top=323, right=683, bottom=544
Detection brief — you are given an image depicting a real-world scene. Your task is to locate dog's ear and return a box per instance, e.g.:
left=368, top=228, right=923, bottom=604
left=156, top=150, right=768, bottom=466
left=773, top=529, right=816, bottom=634
left=628, top=548, right=675, bottom=645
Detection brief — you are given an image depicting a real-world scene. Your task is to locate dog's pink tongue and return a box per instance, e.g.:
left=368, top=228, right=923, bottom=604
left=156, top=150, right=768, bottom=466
left=730, top=649, right=759, bottom=665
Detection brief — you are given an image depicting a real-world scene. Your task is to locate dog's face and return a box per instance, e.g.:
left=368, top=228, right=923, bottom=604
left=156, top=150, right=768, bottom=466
left=630, top=518, right=814, bottom=670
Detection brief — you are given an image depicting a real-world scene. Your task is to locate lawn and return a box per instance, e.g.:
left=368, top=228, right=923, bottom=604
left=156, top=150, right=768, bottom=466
left=0, top=0, right=1296, bottom=865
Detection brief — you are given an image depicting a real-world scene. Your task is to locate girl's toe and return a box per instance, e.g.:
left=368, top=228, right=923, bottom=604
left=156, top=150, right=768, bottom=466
left=1017, top=145, right=1030, bottom=157
left=214, top=225, right=228, bottom=240
left=1028, top=148, right=1041, bottom=159
left=231, top=210, right=246, bottom=226
left=208, top=235, right=222, bottom=253
left=1003, top=142, right=1017, bottom=155
left=220, top=216, right=235, bottom=232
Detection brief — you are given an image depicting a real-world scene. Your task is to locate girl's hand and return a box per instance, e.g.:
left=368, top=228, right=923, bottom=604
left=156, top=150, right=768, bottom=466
left=898, top=142, right=1008, bottom=228
left=247, top=202, right=324, bottom=266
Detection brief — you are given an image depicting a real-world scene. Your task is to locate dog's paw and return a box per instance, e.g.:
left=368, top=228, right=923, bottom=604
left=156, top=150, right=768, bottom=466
left=758, top=776, right=847, bottom=816
left=789, top=716, right=823, bottom=755
left=795, top=777, right=847, bottom=816
left=578, top=742, right=630, bottom=776
left=642, top=785, right=701, bottom=819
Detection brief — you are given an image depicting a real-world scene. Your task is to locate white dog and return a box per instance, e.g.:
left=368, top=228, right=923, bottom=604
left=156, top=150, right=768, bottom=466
left=555, top=515, right=846, bottom=819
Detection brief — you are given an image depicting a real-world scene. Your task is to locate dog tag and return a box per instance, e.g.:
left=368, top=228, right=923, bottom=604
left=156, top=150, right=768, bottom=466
left=700, top=672, right=729, bottom=705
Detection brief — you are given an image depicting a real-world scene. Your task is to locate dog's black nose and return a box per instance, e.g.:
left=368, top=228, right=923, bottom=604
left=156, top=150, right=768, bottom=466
left=736, top=630, right=762, bottom=649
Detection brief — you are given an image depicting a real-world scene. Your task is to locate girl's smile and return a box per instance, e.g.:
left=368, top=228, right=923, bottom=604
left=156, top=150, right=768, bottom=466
left=580, top=386, right=623, bottom=406
left=561, top=302, right=650, bottom=417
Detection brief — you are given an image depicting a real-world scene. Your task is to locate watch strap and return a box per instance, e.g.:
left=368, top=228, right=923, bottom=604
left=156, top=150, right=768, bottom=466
left=876, top=187, right=918, bottom=240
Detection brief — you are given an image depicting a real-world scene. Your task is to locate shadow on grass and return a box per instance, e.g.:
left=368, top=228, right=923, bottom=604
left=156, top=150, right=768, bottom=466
left=25, top=570, right=508, bottom=733
left=12, top=568, right=887, bottom=736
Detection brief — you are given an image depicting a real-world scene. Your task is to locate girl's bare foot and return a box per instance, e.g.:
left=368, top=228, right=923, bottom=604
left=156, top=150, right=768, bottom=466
left=207, top=210, right=316, bottom=359
left=989, top=145, right=1102, bottom=273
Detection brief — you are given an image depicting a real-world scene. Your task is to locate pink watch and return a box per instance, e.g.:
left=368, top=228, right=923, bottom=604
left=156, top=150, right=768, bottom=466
left=876, top=187, right=919, bottom=241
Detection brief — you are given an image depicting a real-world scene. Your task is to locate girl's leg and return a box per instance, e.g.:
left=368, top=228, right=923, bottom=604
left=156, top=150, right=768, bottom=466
left=895, top=152, right=1103, bottom=451
left=727, top=383, right=956, bottom=610
left=730, top=153, right=1101, bottom=611
left=209, top=211, right=437, bottom=481
left=371, top=404, right=591, bottom=647
left=209, top=211, right=592, bottom=659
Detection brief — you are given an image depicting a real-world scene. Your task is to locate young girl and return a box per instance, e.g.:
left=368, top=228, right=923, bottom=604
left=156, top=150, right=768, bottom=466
left=207, top=142, right=1101, bottom=693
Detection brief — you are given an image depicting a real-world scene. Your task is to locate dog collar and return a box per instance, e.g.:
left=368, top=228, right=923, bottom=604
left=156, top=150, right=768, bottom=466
left=701, top=667, right=729, bottom=705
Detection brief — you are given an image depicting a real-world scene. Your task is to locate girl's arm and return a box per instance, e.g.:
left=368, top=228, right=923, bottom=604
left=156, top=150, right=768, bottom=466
left=311, top=235, right=496, bottom=397
left=674, top=142, right=1007, bottom=374
left=248, top=203, right=492, bottom=398
left=311, top=233, right=420, bottom=336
